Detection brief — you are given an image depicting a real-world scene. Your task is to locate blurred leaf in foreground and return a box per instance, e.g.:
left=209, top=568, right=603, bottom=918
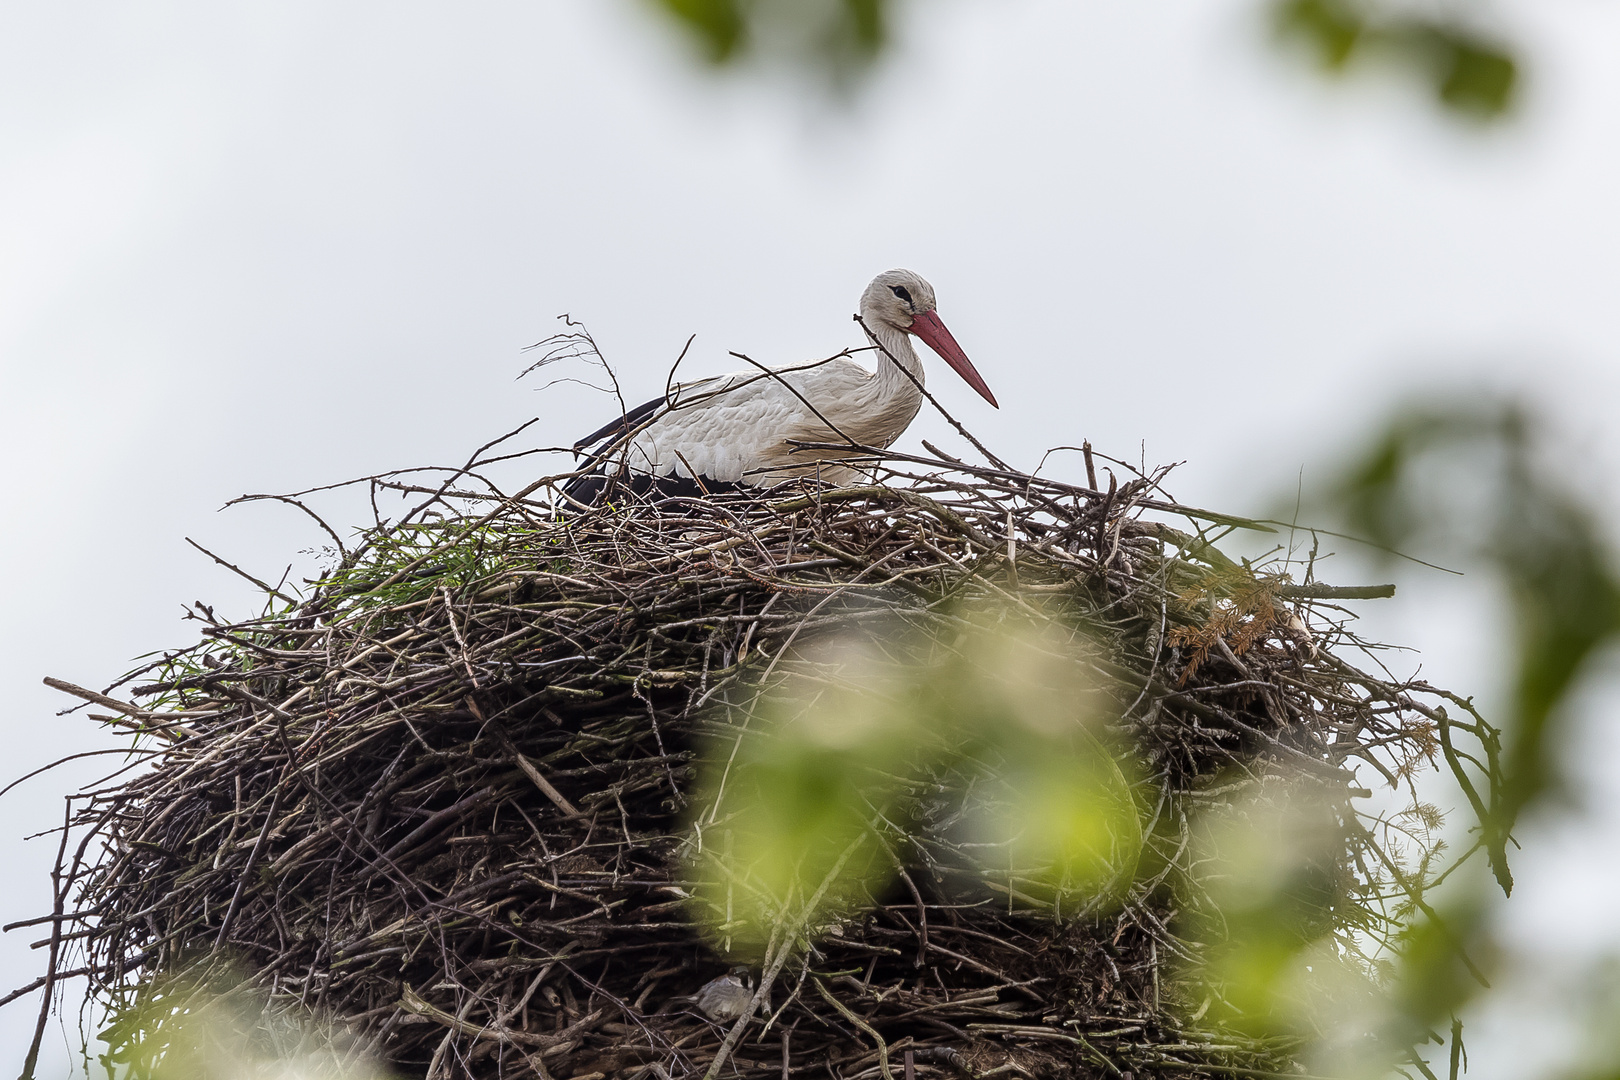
left=1183, top=394, right=1619, bottom=1077
left=687, top=611, right=1143, bottom=956
left=1274, top=0, right=1518, bottom=118
left=1336, top=401, right=1620, bottom=895
left=647, top=0, right=888, bottom=79
left=1291, top=394, right=1620, bottom=1076
left=99, top=966, right=384, bottom=1080
left=1188, top=787, right=1381, bottom=1046
left=641, top=0, right=1522, bottom=124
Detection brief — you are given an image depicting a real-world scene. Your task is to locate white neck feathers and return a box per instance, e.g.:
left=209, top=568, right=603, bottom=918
left=850, top=317, right=926, bottom=447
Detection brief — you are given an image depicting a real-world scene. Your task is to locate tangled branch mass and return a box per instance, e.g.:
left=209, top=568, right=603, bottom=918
left=17, top=392, right=1472, bottom=1079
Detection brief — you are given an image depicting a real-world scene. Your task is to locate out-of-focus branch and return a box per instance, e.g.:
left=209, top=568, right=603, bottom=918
left=642, top=0, right=1521, bottom=122
left=1273, top=0, right=1518, bottom=119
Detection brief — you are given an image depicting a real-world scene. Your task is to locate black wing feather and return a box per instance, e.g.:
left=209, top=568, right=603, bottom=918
left=562, top=393, right=671, bottom=505
left=572, top=394, right=667, bottom=450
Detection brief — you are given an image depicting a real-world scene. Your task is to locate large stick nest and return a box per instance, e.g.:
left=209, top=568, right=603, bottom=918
left=20, top=428, right=1461, bottom=1080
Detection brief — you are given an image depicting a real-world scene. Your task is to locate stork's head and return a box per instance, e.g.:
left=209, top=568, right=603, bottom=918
left=861, top=269, right=938, bottom=330
left=860, top=269, right=998, bottom=408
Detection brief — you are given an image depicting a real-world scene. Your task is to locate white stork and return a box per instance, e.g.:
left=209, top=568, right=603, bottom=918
left=563, top=269, right=997, bottom=504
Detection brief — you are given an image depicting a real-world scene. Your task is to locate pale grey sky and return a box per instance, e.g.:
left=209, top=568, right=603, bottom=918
left=4, top=0, right=1620, bottom=1073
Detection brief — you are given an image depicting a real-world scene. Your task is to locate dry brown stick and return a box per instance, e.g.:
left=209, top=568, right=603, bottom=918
left=401, top=986, right=601, bottom=1049
left=441, top=587, right=480, bottom=688
left=215, top=800, right=284, bottom=948
left=41, top=678, right=198, bottom=739
left=815, top=978, right=895, bottom=1080
left=185, top=537, right=299, bottom=605
left=515, top=754, right=582, bottom=818
left=18, top=799, right=72, bottom=1080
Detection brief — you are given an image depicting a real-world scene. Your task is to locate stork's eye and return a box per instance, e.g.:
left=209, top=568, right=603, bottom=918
left=889, top=285, right=913, bottom=305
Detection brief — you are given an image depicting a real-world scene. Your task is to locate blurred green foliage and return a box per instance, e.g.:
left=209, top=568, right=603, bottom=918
left=1188, top=788, right=1382, bottom=1043
left=642, top=0, right=1518, bottom=119
left=98, top=967, right=383, bottom=1080
left=1274, top=0, right=1517, bottom=118
left=1337, top=404, right=1620, bottom=894
left=1323, top=400, right=1620, bottom=1074
left=688, top=614, right=1142, bottom=957
left=647, top=0, right=887, bottom=77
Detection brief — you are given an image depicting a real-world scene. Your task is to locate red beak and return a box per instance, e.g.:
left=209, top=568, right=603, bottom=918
left=907, top=309, right=998, bottom=409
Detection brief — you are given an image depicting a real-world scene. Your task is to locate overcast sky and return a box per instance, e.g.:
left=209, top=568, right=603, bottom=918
left=5, top=0, right=1620, bottom=1074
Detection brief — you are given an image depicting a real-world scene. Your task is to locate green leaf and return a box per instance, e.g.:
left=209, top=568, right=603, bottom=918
left=651, top=0, right=747, bottom=63
left=1434, top=37, right=1517, bottom=116
left=1274, top=0, right=1365, bottom=69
